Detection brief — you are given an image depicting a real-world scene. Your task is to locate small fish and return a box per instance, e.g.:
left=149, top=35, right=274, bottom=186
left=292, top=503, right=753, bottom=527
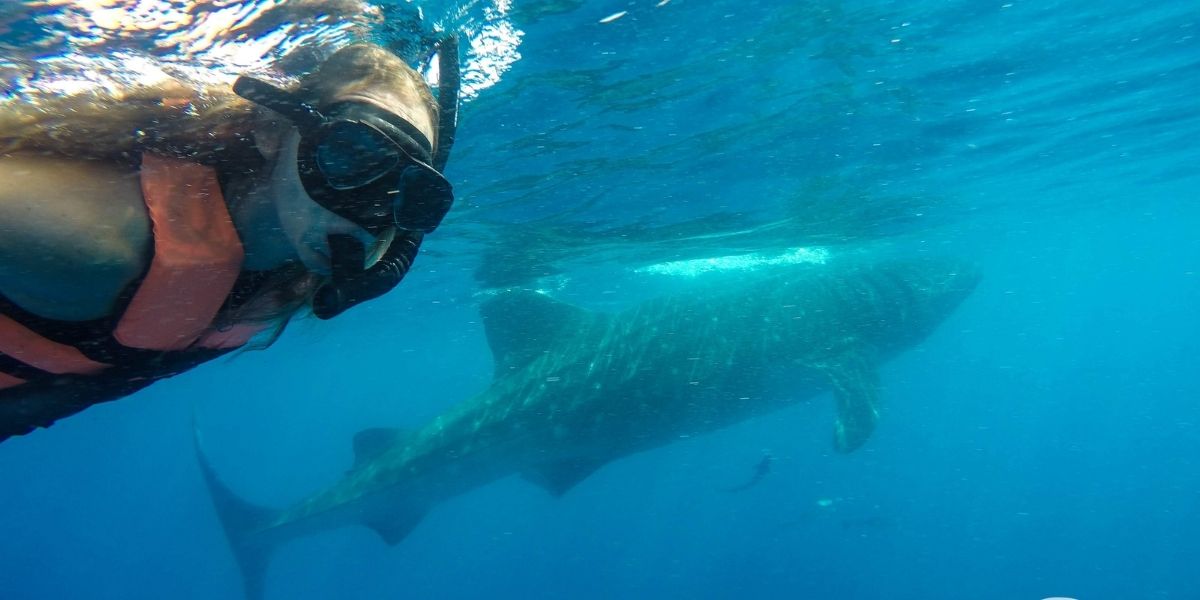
left=723, top=452, right=774, bottom=492
left=598, top=11, right=627, bottom=24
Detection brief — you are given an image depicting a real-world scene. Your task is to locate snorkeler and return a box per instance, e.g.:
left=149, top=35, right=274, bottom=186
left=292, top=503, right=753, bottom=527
left=0, top=39, right=461, bottom=441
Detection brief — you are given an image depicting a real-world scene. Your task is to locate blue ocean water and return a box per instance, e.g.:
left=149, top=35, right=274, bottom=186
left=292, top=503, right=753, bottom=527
left=1, top=1, right=1198, bottom=599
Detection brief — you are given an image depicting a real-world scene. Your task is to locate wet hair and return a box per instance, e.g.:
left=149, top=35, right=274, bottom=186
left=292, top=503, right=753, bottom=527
left=0, top=43, right=438, bottom=163
left=212, top=263, right=325, bottom=350
left=0, top=72, right=257, bottom=161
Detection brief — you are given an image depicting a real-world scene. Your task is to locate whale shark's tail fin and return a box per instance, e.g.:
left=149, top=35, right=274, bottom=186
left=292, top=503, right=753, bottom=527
left=193, top=428, right=281, bottom=600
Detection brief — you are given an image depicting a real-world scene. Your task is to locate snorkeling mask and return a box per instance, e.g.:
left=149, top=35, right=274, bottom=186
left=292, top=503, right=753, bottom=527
left=299, top=102, right=451, bottom=236
left=232, top=79, right=452, bottom=237
left=233, top=37, right=460, bottom=319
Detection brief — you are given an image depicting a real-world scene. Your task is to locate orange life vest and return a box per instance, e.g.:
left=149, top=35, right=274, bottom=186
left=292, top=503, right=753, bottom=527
left=0, top=154, right=269, bottom=391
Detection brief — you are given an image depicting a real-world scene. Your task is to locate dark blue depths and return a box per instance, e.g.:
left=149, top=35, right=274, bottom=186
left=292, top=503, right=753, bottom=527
left=1, top=0, right=1198, bottom=598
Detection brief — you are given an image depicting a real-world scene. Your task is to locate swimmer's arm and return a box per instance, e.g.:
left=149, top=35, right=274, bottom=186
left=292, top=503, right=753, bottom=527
left=0, top=156, right=151, bottom=320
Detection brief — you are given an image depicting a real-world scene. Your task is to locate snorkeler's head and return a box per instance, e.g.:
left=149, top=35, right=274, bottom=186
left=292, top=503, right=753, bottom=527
left=235, top=40, right=459, bottom=318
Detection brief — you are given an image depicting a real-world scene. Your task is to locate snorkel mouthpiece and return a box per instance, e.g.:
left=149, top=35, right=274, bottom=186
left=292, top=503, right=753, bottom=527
left=313, top=233, right=421, bottom=320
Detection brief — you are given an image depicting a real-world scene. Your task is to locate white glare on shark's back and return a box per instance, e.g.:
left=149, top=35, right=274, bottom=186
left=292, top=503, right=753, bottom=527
left=635, top=247, right=831, bottom=278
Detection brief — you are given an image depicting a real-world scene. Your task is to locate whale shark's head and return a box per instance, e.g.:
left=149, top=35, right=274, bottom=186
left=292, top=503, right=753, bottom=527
left=860, top=256, right=981, bottom=355
left=909, top=256, right=980, bottom=314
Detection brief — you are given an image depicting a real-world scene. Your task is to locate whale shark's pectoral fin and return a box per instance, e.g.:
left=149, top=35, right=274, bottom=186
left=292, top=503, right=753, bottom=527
left=363, top=506, right=429, bottom=546
left=822, top=350, right=881, bottom=454
left=523, top=456, right=610, bottom=497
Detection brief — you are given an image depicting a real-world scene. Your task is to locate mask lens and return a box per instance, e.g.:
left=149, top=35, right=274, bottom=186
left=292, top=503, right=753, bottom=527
left=395, top=168, right=454, bottom=233
left=316, top=122, right=402, bottom=189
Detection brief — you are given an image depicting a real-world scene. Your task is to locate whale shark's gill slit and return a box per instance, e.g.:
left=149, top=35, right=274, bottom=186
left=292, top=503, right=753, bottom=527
left=856, top=265, right=914, bottom=331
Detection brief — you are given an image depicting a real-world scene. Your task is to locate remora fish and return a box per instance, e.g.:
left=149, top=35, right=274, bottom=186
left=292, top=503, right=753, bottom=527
left=197, top=255, right=979, bottom=599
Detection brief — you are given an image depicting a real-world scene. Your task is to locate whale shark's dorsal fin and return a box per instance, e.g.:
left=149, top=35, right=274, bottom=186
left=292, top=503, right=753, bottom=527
left=353, top=427, right=410, bottom=468
left=523, top=456, right=610, bottom=497
left=821, top=348, right=881, bottom=453
left=480, top=291, right=597, bottom=375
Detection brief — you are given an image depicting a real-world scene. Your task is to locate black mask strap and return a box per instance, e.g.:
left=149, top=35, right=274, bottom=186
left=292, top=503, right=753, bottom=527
left=232, top=76, right=325, bottom=130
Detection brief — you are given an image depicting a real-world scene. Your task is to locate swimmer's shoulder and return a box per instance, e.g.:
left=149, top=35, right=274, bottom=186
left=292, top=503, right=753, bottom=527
left=0, top=154, right=151, bottom=320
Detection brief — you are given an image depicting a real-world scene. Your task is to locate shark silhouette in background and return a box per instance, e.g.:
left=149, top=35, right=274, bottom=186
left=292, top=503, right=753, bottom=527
left=196, top=252, right=980, bottom=599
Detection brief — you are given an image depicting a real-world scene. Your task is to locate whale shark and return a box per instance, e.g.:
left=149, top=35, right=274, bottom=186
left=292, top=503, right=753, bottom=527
left=197, top=253, right=979, bottom=599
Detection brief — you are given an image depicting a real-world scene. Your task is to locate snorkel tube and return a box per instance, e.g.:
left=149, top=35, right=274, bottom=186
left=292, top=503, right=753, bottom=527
left=312, top=35, right=461, bottom=319
left=432, top=34, right=460, bottom=173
